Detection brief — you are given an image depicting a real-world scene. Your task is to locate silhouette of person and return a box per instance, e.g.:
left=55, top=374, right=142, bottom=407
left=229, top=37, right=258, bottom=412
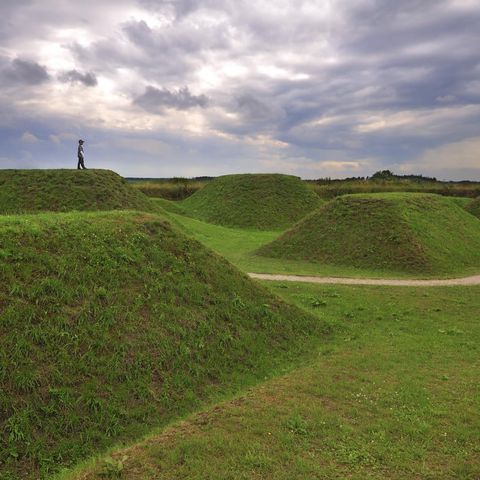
left=77, top=139, right=86, bottom=169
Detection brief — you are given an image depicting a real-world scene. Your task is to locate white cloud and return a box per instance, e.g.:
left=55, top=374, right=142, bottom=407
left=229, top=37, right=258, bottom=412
left=20, top=131, right=39, bottom=143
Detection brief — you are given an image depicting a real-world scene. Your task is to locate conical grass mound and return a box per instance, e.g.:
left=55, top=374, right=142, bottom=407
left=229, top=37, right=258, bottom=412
left=466, top=196, right=480, bottom=218
left=0, top=169, right=156, bottom=214
left=0, top=210, right=324, bottom=479
left=257, top=193, right=480, bottom=275
left=179, top=174, right=322, bottom=230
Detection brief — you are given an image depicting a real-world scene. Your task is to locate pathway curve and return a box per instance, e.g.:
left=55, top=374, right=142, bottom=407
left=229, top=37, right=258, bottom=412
left=248, top=272, right=480, bottom=287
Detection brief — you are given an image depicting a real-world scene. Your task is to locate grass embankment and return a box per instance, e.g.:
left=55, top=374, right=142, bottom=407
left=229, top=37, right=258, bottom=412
left=63, top=282, right=480, bottom=480
left=0, top=211, right=327, bottom=480
left=176, top=174, right=322, bottom=230
left=311, top=179, right=480, bottom=199
left=466, top=197, right=480, bottom=218
left=0, top=169, right=158, bottom=214
left=258, top=193, right=480, bottom=276
left=130, top=179, right=209, bottom=200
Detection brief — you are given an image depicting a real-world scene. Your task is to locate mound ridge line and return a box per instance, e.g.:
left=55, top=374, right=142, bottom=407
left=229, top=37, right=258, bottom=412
left=249, top=272, right=480, bottom=286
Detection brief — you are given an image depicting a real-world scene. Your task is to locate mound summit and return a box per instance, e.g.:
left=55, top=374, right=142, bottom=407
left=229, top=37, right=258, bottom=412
left=0, top=210, right=324, bottom=479
left=179, top=173, right=322, bottom=230
left=258, top=193, right=480, bottom=275
left=0, top=169, right=156, bottom=214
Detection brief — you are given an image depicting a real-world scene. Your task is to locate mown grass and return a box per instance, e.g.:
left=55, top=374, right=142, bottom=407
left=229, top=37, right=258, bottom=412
left=178, top=174, right=322, bottom=230
left=62, top=282, right=480, bottom=480
left=311, top=179, right=480, bottom=199
left=0, top=170, right=158, bottom=214
left=258, top=193, right=480, bottom=276
left=0, top=211, right=328, bottom=480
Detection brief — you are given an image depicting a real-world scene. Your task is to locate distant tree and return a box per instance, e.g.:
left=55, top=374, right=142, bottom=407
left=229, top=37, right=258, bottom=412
left=371, top=170, right=395, bottom=180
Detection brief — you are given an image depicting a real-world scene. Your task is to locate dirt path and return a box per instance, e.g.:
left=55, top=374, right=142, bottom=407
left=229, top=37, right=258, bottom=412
left=248, top=272, right=480, bottom=287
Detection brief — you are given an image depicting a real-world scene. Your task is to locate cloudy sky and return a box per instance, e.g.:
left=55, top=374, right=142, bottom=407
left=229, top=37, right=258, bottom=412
left=1, top=0, right=479, bottom=179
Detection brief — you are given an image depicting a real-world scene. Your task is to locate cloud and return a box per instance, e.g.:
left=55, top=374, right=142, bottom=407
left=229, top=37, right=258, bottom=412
left=133, top=85, right=209, bottom=113
left=1, top=58, right=49, bottom=86
left=21, top=131, right=39, bottom=143
left=59, top=69, right=98, bottom=87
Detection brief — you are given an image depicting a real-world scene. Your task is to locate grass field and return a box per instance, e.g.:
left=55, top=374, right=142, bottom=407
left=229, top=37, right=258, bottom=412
left=160, top=198, right=480, bottom=279
left=61, top=281, right=480, bottom=480
left=466, top=196, right=480, bottom=218
left=258, top=193, right=480, bottom=276
left=2, top=170, right=480, bottom=480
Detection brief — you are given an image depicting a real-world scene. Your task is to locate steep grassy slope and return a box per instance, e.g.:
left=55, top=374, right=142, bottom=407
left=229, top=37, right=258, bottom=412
left=179, top=174, right=322, bottom=230
left=466, top=196, right=480, bottom=218
left=0, top=169, right=157, bottom=214
left=0, top=211, right=326, bottom=480
left=258, top=193, right=480, bottom=275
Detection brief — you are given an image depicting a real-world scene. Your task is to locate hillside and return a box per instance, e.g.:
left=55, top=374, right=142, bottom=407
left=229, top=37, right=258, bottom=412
left=466, top=196, right=480, bottom=218
left=0, top=211, right=325, bottom=479
left=178, top=174, right=322, bottom=230
left=257, top=193, right=480, bottom=275
left=0, top=169, right=157, bottom=214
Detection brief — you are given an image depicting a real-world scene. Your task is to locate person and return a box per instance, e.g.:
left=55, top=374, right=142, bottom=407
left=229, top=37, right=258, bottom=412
left=77, top=139, right=87, bottom=169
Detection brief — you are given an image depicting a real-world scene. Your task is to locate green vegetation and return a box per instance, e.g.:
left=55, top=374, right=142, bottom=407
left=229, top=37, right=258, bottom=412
left=0, top=169, right=158, bottom=214
left=163, top=208, right=419, bottom=279
left=258, top=193, right=480, bottom=275
left=61, top=282, right=480, bottom=480
left=0, top=211, right=327, bottom=479
left=310, top=178, right=480, bottom=199
left=130, top=177, right=210, bottom=200
left=466, top=196, right=480, bottom=218
left=178, top=174, right=322, bottom=230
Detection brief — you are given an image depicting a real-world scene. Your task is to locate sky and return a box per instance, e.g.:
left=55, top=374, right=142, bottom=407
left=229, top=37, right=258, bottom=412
left=1, top=0, right=479, bottom=180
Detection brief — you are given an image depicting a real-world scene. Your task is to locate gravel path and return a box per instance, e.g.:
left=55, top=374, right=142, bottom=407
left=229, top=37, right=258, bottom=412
left=248, top=272, right=480, bottom=287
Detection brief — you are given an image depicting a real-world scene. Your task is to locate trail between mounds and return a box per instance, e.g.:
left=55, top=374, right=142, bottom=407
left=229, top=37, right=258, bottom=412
left=248, top=273, right=480, bottom=287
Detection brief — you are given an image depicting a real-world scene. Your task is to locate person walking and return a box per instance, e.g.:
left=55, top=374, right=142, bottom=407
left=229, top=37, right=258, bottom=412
left=77, top=139, right=87, bottom=169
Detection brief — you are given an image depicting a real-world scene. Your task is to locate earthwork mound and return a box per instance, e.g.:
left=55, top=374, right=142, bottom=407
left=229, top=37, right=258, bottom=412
left=0, top=210, right=324, bottom=479
left=179, top=173, right=322, bottom=230
left=257, top=193, right=480, bottom=274
left=0, top=169, right=156, bottom=214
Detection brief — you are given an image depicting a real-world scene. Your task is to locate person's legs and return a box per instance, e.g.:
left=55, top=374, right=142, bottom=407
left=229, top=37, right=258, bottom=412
left=78, top=157, right=86, bottom=169
left=77, top=158, right=81, bottom=169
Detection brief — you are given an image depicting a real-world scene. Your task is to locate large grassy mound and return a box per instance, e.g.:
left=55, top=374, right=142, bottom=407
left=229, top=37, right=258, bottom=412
left=466, top=196, right=480, bottom=218
left=178, top=174, right=322, bottom=230
left=0, top=169, right=156, bottom=214
left=0, top=211, right=325, bottom=479
left=258, top=193, right=480, bottom=275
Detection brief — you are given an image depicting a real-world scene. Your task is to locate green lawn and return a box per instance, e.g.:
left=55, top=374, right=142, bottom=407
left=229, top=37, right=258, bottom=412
left=162, top=208, right=480, bottom=279
left=62, top=282, right=480, bottom=480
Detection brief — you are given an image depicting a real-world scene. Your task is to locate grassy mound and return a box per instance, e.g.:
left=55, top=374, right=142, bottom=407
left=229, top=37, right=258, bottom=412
left=258, top=193, right=480, bottom=275
left=466, top=197, right=480, bottom=218
left=0, top=169, right=156, bottom=214
left=179, top=174, right=322, bottom=230
left=0, top=211, right=325, bottom=479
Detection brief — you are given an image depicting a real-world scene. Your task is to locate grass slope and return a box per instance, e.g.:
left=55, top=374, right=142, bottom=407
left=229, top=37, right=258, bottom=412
left=0, top=169, right=157, bottom=214
left=466, top=196, right=480, bottom=218
left=179, top=174, right=322, bottom=230
left=63, top=283, right=480, bottom=480
left=0, top=211, right=326, bottom=479
left=258, top=193, right=480, bottom=275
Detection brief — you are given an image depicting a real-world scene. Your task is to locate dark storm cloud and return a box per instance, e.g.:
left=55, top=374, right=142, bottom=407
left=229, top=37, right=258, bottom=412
left=0, top=58, right=49, bottom=86
left=134, top=85, right=209, bottom=113
left=59, top=69, right=98, bottom=87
